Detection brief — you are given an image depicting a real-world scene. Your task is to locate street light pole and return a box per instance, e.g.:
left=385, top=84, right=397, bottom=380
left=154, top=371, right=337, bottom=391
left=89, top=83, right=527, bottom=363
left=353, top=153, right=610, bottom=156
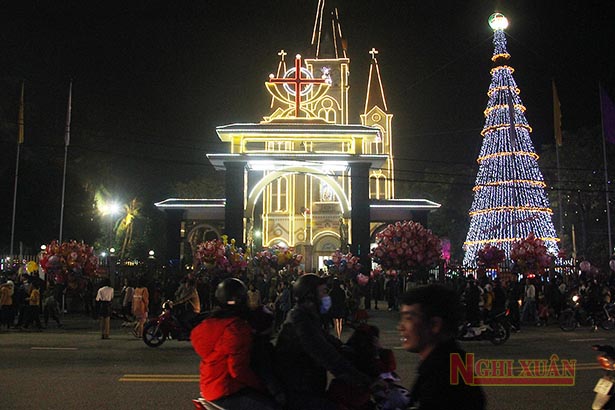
left=98, top=200, right=121, bottom=289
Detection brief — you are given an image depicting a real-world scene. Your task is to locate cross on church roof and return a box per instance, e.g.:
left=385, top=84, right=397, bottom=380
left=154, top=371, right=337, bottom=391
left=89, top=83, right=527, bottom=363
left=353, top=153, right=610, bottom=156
left=268, top=54, right=327, bottom=118
left=369, top=47, right=379, bottom=59
left=278, top=49, right=287, bottom=61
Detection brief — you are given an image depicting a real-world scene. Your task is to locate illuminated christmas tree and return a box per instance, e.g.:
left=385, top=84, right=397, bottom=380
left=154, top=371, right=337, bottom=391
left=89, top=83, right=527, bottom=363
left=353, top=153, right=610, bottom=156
left=463, top=13, right=559, bottom=267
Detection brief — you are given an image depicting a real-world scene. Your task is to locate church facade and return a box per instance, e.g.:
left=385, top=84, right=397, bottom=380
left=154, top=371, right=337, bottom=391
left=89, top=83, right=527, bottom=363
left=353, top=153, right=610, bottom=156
left=156, top=3, right=439, bottom=272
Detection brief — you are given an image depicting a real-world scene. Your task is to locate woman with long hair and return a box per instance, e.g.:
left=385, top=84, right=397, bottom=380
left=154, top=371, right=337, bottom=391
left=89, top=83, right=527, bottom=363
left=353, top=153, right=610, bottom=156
left=132, top=278, right=149, bottom=338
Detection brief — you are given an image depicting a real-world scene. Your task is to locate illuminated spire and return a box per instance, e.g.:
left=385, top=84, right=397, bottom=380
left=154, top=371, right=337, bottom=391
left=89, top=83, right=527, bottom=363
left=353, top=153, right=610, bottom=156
left=270, top=50, right=288, bottom=110
left=364, top=48, right=388, bottom=115
left=311, top=0, right=347, bottom=59
left=463, top=14, right=559, bottom=267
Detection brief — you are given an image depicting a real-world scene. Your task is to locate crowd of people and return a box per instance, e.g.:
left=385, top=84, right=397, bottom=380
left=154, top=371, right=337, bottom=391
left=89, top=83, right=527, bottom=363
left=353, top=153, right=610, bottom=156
left=453, top=271, right=615, bottom=331
left=0, top=273, right=64, bottom=331
left=191, top=275, right=486, bottom=410
left=6, top=267, right=615, bottom=409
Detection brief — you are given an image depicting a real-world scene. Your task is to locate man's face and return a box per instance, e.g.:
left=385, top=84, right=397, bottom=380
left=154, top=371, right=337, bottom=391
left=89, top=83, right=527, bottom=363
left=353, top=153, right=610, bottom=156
left=398, top=303, right=431, bottom=354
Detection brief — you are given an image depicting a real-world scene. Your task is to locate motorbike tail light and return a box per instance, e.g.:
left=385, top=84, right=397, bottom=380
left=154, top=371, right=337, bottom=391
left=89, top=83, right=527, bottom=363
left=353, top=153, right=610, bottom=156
left=598, top=356, right=615, bottom=370
left=505, top=308, right=510, bottom=316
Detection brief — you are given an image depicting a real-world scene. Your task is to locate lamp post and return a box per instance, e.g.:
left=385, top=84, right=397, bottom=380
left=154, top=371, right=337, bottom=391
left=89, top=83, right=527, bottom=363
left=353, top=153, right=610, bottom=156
left=98, top=200, right=121, bottom=288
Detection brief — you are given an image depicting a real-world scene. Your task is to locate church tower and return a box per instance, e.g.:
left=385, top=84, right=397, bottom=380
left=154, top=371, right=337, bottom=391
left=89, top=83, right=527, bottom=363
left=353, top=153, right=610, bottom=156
left=305, top=0, right=350, bottom=125
left=360, top=49, right=395, bottom=200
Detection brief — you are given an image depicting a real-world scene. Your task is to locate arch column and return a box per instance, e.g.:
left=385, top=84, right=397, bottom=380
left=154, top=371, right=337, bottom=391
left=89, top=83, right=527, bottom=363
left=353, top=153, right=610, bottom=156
left=350, top=162, right=371, bottom=274
left=224, top=161, right=247, bottom=247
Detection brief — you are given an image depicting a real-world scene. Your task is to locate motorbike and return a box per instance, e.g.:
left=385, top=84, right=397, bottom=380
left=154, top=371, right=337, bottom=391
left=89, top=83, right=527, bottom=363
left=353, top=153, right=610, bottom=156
left=142, top=300, right=193, bottom=347
left=592, top=345, right=615, bottom=409
left=457, top=309, right=511, bottom=345
left=559, top=294, right=615, bottom=332
left=192, top=398, right=225, bottom=410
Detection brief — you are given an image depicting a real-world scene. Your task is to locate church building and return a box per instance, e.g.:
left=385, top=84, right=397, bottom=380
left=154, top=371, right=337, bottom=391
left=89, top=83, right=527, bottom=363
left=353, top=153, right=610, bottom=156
left=156, top=2, right=440, bottom=272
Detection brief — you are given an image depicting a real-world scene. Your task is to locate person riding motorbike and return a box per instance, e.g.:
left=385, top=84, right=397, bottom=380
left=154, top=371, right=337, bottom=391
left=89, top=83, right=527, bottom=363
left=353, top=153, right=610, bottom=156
left=274, top=274, right=371, bottom=410
left=174, top=278, right=200, bottom=333
left=191, top=278, right=278, bottom=410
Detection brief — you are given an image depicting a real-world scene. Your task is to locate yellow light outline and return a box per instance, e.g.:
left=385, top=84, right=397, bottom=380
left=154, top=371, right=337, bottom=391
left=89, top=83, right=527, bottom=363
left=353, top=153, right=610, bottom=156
left=491, top=52, right=511, bottom=62
left=464, top=237, right=560, bottom=246
left=473, top=180, right=546, bottom=192
left=488, top=86, right=520, bottom=97
left=484, top=103, right=526, bottom=116
left=490, top=65, right=515, bottom=75
left=477, top=150, right=539, bottom=163
left=469, top=206, right=553, bottom=217
left=480, top=123, right=532, bottom=136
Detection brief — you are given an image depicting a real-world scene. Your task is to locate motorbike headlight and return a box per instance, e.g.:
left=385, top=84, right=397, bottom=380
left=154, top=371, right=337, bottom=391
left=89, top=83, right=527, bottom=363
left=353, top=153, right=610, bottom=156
left=572, top=295, right=580, bottom=303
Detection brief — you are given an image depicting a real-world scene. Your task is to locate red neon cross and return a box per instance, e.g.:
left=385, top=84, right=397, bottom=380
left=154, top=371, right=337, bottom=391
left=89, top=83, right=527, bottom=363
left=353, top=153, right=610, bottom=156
left=269, top=55, right=326, bottom=117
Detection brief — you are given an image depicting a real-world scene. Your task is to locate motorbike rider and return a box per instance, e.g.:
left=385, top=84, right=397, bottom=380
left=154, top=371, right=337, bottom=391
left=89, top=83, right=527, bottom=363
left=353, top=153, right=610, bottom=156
left=274, top=273, right=371, bottom=410
left=191, top=277, right=278, bottom=410
left=174, top=278, right=200, bottom=333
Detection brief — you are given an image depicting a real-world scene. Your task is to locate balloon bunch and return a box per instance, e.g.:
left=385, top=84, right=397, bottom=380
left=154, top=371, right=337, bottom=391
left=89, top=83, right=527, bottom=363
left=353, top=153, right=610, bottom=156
left=510, top=232, right=552, bottom=273
left=253, top=245, right=303, bottom=273
left=477, top=244, right=505, bottom=268
left=39, top=240, right=99, bottom=288
left=325, top=250, right=366, bottom=284
left=194, top=236, right=247, bottom=277
left=370, top=221, right=442, bottom=271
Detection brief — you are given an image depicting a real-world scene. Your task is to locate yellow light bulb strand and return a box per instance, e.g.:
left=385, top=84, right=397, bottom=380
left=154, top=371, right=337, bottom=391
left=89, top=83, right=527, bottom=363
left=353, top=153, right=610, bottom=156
left=477, top=150, right=539, bottom=163
left=472, top=179, right=546, bottom=192
left=468, top=206, right=553, bottom=217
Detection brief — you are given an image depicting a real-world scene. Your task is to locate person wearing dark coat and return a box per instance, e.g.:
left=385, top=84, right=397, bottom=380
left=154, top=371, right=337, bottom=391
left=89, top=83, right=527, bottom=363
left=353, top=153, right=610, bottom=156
left=274, top=274, right=370, bottom=410
left=329, top=278, right=346, bottom=339
left=399, top=284, right=486, bottom=410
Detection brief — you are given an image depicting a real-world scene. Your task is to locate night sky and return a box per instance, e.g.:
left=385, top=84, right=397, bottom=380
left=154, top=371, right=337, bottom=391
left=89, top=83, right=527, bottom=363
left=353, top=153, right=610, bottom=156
left=1, top=0, right=614, bottom=252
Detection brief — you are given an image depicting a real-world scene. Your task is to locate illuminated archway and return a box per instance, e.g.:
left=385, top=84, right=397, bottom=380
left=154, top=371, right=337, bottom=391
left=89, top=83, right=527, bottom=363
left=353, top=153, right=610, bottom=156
left=245, top=166, right=351, bottom=218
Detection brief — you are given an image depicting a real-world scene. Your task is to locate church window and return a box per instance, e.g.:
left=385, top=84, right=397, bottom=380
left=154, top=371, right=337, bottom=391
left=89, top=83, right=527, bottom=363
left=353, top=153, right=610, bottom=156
left=370, top=174, right=387, bottom=199
left=271, top=176, right=288, bottom=212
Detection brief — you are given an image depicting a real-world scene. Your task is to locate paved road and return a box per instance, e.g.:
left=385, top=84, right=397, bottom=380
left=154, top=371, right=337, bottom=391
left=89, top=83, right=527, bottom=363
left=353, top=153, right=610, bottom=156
left=1, top=310, right=612, bottom=409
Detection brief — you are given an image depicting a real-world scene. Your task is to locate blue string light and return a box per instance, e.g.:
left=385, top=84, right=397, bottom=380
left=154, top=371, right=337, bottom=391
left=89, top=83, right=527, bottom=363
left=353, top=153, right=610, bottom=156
left=463, top=28, right=560, bottom=267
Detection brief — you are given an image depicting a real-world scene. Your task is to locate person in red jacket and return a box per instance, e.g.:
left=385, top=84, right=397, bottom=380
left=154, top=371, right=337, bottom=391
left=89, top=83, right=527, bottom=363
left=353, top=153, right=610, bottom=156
left=191, top=278, right=278, bottom=410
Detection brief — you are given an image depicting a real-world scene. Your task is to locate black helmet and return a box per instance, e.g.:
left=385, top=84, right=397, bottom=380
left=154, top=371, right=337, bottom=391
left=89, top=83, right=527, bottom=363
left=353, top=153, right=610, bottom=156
left=215, top=278, right=248, bottom=309
left=293, top=274, right=325, bottom=303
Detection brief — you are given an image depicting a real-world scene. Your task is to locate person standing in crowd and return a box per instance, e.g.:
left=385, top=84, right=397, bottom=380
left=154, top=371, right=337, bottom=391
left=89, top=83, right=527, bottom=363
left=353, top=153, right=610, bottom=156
left=132, top=278, right=149, bottom=338
left=191, top=278, right=278, bottom=410
left=247, top=282, right=262, bottom=311
left=491, top=279, right=507, bottom=317
left=521, top=278, right=537, bottom=325
left=329, top=278, right=346, bottom=339
left=13, top=276, right=29, bottom=328
left=398, top=284, right=486, bottom=410
left=42, top=281, right=62, bottom=328
left=482, top=283, right=494, bottom=321
left=463, top=280, right=481, bottom=325
left=0, top=280, right=14, bottom=330
left=96, top=279, right=114, bottom=339
left=373, top=275, right=384, bottom=310
left=385, top=276, right=399, bottom=311
left=120, top=278, right=134, bottom=325
left=273, top=281, right=291, bottom=332
left=274, top=274, right=371, bottom=410
left=22, top=281, right=42, bottom=330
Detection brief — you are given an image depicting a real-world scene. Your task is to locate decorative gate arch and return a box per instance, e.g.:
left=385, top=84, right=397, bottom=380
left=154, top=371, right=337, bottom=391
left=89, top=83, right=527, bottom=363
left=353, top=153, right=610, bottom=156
left=245, top=166, right=351, bottom=218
